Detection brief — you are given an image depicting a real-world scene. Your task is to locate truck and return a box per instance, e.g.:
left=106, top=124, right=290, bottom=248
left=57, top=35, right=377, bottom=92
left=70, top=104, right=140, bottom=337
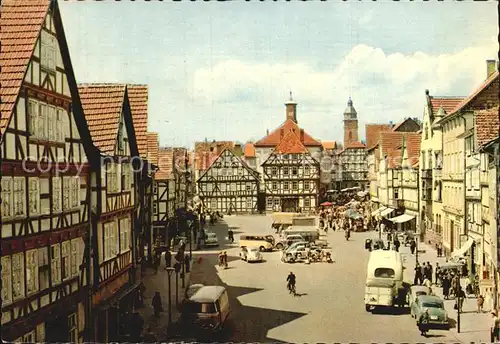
left=271, top=212, right=301, bottom=232
left=364, top=250, right=406, bottom=312
left=274, top=226, right=328, bottom=250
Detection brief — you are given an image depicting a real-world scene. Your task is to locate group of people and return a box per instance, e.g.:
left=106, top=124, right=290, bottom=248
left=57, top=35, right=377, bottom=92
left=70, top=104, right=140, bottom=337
left=218, top=251, right=229, bottom=268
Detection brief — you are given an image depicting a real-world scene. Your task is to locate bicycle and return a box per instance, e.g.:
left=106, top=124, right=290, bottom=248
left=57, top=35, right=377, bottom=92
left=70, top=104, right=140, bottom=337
left=287, top=282, right=296, bottom=295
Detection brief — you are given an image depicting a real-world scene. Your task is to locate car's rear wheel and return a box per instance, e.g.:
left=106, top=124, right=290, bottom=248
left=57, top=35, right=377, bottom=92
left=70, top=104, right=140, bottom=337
left=365, top=305, right=371, bottom=312
left=259, top=246, right=266, bottom=252
left=275, top=243, right=284, bottom=250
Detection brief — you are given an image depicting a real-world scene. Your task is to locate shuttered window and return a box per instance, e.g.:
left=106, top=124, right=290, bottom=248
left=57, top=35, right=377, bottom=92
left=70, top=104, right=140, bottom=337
left=120, top=217, right=130, bottom=253
left=38, top=247, right=49, bottom=290
left=51, top=244, right=61, bottom=285
left=52, top=177, right=62, bottom=212
left=41, top=31, right=56, bottom=71
left=61, top=241, right=70, bottom=280
left=29, top=178, right=40, bottom=214
left=70, top=239, right=80, bottom=277
left=71, top=177, right=80, bottom=208
left=12, top=253, right=25, bottom=301
left=13, top=177, right=25, bottom=216
left=26, top=249, right=39, bottom=295
left=63, top=177, right=70, bottom=209
left=48, top=106, right=55, bottom=141
left=56, top=109, right=63, bottom=142
left=28, top=99, right=39, bottom=137
left=39, top=104, right=48, bottom=140
left=1, top=178, right=13, bottom=218
left=1, top=256, right=12, bottom=305
left=104, top=222, right=118, bottom=260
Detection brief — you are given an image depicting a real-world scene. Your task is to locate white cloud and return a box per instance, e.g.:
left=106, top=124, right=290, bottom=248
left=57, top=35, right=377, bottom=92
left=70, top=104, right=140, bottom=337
left=191, top=40, right=497, bottom=143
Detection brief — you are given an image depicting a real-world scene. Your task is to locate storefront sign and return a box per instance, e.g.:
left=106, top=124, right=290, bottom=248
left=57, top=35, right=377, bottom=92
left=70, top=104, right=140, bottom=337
left=92, top=272, right=130, bottom=305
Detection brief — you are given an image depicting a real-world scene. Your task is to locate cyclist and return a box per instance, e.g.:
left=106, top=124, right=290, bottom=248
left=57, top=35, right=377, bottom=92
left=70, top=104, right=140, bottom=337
left=286, top=272, right=296, bottom=295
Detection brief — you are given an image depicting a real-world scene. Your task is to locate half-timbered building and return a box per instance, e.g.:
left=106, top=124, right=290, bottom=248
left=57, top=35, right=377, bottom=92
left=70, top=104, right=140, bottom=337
left=144, top=132, right=159, bottom=260
left=261, top=131, right=320, bottom=213
left=0, top=1, right=94, bottom=341
left=153, top=148, right=176, bottom=245
left=197, top=149, right=260, bottom=213
left=78, top=84, right=141, bottom=342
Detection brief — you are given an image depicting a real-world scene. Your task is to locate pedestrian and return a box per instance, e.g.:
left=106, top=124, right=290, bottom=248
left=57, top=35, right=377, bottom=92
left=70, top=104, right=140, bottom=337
left=422, top=263, right=428, bottom=283
left=228, top=228, right=234, bottom=243
left=184, top=253, right=190, bottom=273
left=394, top=238, right=400, bottom=252
left=426, top=262, right=433, bottom=282
left=152, top=291, right=163, bottom=317
left=442, top=274, right=450, bottom=299
left=164, top=249, right=171, bottom=269
left=418, top=309, right=430, bottom=336
left=491, top=311, right=499, bottom=343
left=438, top=243, right=443, bottom=257
left=414, top=263, right=423, bottom=285
left=456, top=287, right=466, bottom=312
left=141, top=257, right=147, bottom=277
left=410, top=239, right=416, bottom=254
left=153, top=254, right=160, bottom=275
left=435, top=263, right=441, bottom=285
left=477, top=295, right=485, bottom=313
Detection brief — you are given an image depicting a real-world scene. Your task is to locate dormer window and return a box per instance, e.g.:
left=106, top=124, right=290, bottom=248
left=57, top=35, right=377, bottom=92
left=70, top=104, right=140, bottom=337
left=40, top=31, right=56, bottom=72
left=117, top=116, right=124, bottom=154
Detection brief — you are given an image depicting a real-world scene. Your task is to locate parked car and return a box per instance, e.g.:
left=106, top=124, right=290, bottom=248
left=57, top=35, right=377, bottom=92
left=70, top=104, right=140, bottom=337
left=275, top=235, right=306, bottom=250
left=239, top=246, right=263, bottom=262
left=281, top=245, right=308, bottom=263
left=407, top=285, right=432, bottom=308
left=204, top=232, right=219, bottom=247
left=411, top=295, right=449, bottom=330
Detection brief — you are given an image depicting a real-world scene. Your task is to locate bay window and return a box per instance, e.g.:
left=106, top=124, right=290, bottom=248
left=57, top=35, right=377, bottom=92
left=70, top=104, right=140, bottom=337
left=12, top=253, right=25, bottom=301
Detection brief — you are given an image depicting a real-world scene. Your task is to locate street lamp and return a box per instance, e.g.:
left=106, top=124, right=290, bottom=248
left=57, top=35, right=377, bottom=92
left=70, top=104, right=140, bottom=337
left=165, top=267, right=175, bottom=326
left=173, top=262, right=180, bottom=307
left=457, top=269, right=462, bottom=333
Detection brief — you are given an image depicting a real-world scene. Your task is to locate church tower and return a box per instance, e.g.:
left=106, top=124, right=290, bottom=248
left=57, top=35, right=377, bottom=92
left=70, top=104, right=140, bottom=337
left=343, top=97, right=358, bottom=147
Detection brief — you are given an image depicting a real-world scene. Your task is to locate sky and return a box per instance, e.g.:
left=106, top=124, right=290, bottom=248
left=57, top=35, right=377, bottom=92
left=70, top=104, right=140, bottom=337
left=59, top=1, right=498, bottom=149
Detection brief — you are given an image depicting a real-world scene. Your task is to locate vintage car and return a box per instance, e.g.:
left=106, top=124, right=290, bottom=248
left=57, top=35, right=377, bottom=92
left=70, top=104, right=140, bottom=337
left=204, top=232, right=219, bottom=247
left=411, top=295, right=449, bottom=330
left=407, top=285, right=432, bottom=308
left=240, top=246, right=263, bottom=262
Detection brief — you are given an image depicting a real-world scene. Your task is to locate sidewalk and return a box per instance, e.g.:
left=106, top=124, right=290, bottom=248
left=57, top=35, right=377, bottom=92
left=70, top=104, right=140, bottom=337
left=400, top=241, right=490, bottom=343
left=138, top=256, right=195, bottom=341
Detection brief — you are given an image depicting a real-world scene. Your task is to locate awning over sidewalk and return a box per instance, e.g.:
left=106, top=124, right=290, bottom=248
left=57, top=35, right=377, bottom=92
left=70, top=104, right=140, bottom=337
left=380, top=208, right=394, bottom=217
left=371, top=206, right=387, bottom=217
left=451, top=238, right=475, bottom=258
left=389, top=213, right=415, bottom=224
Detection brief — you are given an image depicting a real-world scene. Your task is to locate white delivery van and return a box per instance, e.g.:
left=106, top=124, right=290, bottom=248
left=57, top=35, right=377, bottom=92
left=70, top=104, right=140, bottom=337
left=364, top=250, right=404, bottom=312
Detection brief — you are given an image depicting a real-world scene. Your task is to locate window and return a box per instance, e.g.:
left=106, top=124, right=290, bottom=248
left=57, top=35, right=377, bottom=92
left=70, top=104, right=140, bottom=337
left=61, top=241, right=71, bottom=280
left=70, top=239, right=79, bottom=277
left=266, top=198, right=273, bottom=208
left=284, top=181, right=289, bottom=190
left=210, top=199, right=217, bottom=209
left=394, top=188, right=399, bottom=199
left=63, top=177, right=71, bottom=209
left=117, top=118, right=124, bottom=154
left=271, top=167, right=277, bottom=176
left=104, top=221, right=118, bottom=260
left=246, top=183, right=251, bottom=191
left=56, top=109, right=63, bottom=142
left=123, top=164, right=132, bottom=190
left=38, top=247, right=49, bottom=290
left=283, top=167, right=289, bottom=176
left=51, top=244, right=61, bottom=285
left=273, top=198, right=280, bottom=206
left=1, top=256, right=12, bottom=305
left=52, top=177, right=62, bottom=212
left=292, top=167, right=298, bottom=175
left=12, top=253, right=25, bottom=301
left=68, top=313, right=78, bottom=343
left=26, top=249, right=38, bottom=295
left=304, top=165, right=310, bottom=176
left=21, top=331, right=36, bottom=344
left=47, top=106, right=55, bottom=141
left=108, top=164, right=117, bottom=193
left=29, top=178, right=40, bottom=214
left=1, top=178, right=13, bottom=218
left=292, top=181, right=298, bottom=190
left=374, top=268, right=395, bottom=278
left=246, top=198, right=252, bottom=209
left=28, top=99, right=39, bottom=137
left=13, top=177, right=25, bottom=216
left=71, top=177, right=80, bottom=208
left=120, top=217, right=130, bottom=253
left=304, top=198, right=311, bottom=207
left=40, top=104, right=48, bottom=140
left=41, top=31, right=56, bottom=70
left=272, top=182, right=277, bottom=190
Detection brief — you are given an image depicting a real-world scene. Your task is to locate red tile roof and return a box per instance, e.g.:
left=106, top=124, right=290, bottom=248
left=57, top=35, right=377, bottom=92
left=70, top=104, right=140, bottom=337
left=194, top=141, right=234, bottom=170
left=0, top=0, right=50, bottom=134
left=254, top=119, right=321, bottom=147
left=272, top=130, right=309, bottom=154
left=156, top=148, right=174, bottom=180
left=387, top=148, right=402, bottom=169
left=405, top=133, right=421, bottom=167
left=344, top=141, right=366, bottom=149
left=146, top=132, right=159, bottom=166
left=127, top=85, right=148, bottom=158
left=321, top=141, right=337, bottom=150
left=173, top=147, right=189, bottom=173
left=449, top=71, right=499, bottom=116
left=244, top=142, right=256, bottom=158
left=365, top=124, right=393, bottom=150
left=78, top=84, right=126, bottom=155
left=476, top=106, right=500, bottom=147
left=429, top=97, right=465, bottom=115
left=380, top=132, right=405, bottom=169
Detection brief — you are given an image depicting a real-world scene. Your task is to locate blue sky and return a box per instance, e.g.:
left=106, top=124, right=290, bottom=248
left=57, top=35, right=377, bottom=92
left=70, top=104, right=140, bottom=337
left=59, top=1, right=498, bottom=148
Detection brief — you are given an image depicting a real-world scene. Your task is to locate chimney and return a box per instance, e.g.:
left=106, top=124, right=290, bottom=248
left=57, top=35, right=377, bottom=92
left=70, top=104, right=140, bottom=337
left=487, top=59, right=497, bottom=78
left=280, top=128, right=284, bottom=138
left=300, top=129, right=304, bottom=142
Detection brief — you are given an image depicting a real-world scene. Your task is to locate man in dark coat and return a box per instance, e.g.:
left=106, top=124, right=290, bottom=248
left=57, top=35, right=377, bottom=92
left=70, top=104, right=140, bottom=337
left=414, top=263, right=423, bottom=285
left=164, top=250, right=172, bottom=269
left=410, top=239, right=416, bottom=254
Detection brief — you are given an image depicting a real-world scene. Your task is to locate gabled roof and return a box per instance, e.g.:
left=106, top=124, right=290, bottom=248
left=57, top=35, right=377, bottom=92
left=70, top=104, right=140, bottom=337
left=272, top=130, right=309, bottom=154
left=392, top=118, right=421, bottom=132
left=429, top=97, right=464, bottom=115
left=321, top=141, right=337, bottom=150
left=127, top=85, right=149, bottom=158
left=404, top=133, right=422, bottom=167
left=344, top=141, right=366, bottom=149
left=476, top=106, right=500, bottom=147
left=194, top=140, right=234, bottom=170
left=244, top=142, right=256, bottom=158
left=156, top=148, right=174, bottom=180
left=379, top=132, right=405, bottom=157
left=449, top=70, right=499, bottom=116
left=146, top=132, right=159, bottom=166
left=254, top=119, right=321, bottom=147
left=197, top=148, right=259, bottom=182
left=78, top=83, right=129, bottom=155
left=365, top=124, right=393, bottom=149
left=0, top=0, right=50, bottom=135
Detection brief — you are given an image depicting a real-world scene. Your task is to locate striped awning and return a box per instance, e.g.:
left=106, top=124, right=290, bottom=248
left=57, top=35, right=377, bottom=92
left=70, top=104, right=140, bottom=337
left=371, top=206, right=387, bottom=217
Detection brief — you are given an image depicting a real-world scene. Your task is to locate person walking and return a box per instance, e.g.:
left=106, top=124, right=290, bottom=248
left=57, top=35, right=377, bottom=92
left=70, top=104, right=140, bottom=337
left=426, top=262, right=433, bottom=282
left=477, top=295, right=485, bottom=313
left=410, top=239, right=416, bottom=254
left=435, top=263, right=441, bottom=285
left=228, top=228, right=234, bottom=243
left=491, top=311, right=499, bottom=343
left=393, top=238, right=400, bottom=252
left=164, top=250, right=172, bottom=269
left=152, top=291, right=163, bottom=317
left=414, top=263, right=423, bottom=285
left=456, top=287, right=466, bottom=312
left=418, top=309, right=430, bottom=336
left=442, top=274, right=450, bottom=299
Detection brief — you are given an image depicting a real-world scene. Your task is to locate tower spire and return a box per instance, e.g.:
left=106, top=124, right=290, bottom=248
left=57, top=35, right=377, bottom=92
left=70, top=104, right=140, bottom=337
left=289, top=90, right=293, bottom=101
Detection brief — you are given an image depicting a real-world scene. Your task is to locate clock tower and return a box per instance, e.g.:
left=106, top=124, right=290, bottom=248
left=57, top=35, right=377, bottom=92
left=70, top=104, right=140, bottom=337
left=343, top=97, right=358, bottom=147
left=285, top=91, right=297, bottom=123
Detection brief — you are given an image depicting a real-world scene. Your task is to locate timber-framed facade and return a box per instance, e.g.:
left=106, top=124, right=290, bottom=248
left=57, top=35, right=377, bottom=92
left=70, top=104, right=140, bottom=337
left=0, top=1, right=96, bottom=342
left=197, top=149, right=260, bottom=214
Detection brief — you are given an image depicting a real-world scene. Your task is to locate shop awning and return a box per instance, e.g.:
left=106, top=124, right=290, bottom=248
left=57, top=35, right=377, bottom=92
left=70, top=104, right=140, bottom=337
left=371, top=206, right=387, bottom=216
left=451, top=238, right=475, bottom=258
left=389, top=213, right=415, bottom=223
left=380, top=208, right=395, bottom=217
